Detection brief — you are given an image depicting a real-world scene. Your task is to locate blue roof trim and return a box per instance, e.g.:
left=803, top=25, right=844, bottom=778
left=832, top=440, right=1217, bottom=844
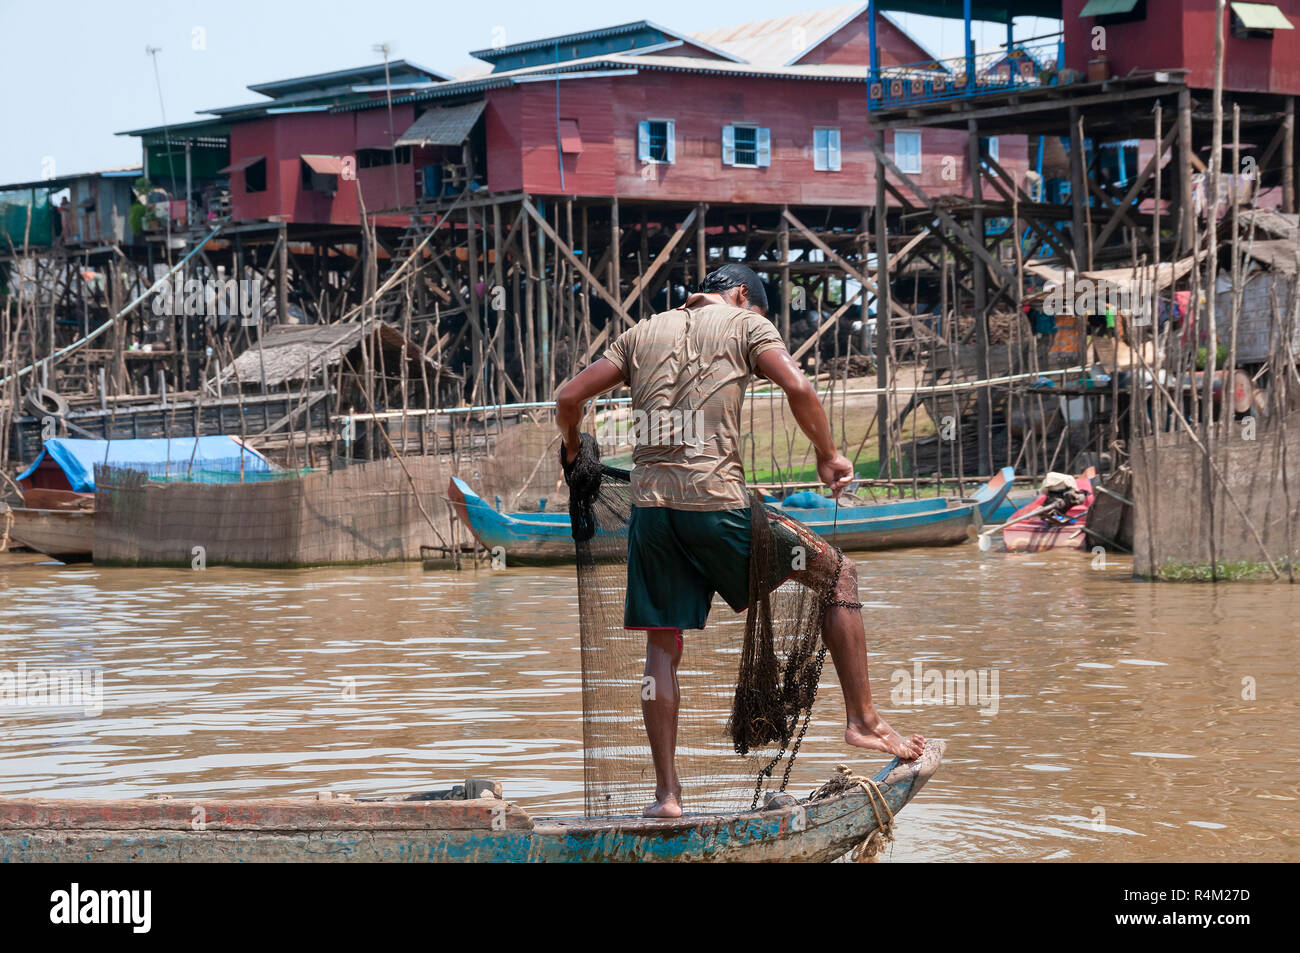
left=469, top=21, right=652, bottom=60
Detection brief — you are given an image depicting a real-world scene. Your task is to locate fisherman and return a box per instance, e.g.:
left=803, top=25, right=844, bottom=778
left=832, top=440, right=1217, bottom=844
left=555, top=264, right=924, bottom=819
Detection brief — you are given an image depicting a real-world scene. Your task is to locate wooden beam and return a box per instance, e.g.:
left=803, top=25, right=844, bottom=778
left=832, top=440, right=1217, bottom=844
left=1085, top=175, right=1155, bottom=255
left=1284, top=97, right=1296, bottom=214
left=1091, top=122, right=1179, bottom=251
left=575, top=205, right=699, bottom=364
left=782, top=208, right=909, bottom=319
left=522, top=197, right=631, bottom=325
left=870, top=82, right=1187, bottom=130
left=867, top=134, right=1012, bottom=286
left=790, top=287, right=862, bottom=361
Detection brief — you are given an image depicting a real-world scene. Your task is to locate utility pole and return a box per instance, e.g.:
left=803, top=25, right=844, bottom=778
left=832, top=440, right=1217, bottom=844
left=373, top=42, right=401, bottom=210
left=146, top=46, right=178, bottom=206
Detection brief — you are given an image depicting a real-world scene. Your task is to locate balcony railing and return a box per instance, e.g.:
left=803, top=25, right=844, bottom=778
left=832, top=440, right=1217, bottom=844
left=869, top=37, right=1064, bottom=111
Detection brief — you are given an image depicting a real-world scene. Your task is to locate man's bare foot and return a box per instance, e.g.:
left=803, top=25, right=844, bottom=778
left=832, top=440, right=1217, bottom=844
left=643, top=791, right=683, bottom=818
left=845, top=715, right=926, bottom=760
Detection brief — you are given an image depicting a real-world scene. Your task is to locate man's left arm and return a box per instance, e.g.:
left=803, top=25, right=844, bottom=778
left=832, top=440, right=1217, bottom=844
left=555, top=358, right=626, bottom=463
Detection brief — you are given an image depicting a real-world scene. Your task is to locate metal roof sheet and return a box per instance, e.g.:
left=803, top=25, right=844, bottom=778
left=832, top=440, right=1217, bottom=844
left=1079, top=0, right=1140, bottom=16
left=300, top=154, right=344, bottom=174
left=690, top=4, right=866, bottom=67
left=218, top=156, right=264, bottom=174
left=394, top=101, right=487, bottom=147
left=1230, top=2, right=1295, bottom=30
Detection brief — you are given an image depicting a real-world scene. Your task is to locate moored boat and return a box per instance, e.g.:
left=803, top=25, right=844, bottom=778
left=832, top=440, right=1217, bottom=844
left=1002, top=468, right=1097, bottom=553
left=9, top=436, right=274, bottom=562
left=448, top=469, right=1015, bottom=563
left=0, top=740, right=943, bottom=862
left=6, top=507, right=95, bottom=562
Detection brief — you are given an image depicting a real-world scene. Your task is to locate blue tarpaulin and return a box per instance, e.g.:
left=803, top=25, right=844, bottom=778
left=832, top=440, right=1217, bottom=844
left=16, top=437, right=273, bottom=492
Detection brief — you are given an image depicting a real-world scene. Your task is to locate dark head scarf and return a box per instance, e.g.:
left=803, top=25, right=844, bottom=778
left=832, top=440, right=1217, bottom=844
left=699, top=263, right=769, bottom=316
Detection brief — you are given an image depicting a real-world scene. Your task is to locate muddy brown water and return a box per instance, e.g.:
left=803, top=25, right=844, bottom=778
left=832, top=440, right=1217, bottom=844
left=0, top=548, right=1295, bottom=861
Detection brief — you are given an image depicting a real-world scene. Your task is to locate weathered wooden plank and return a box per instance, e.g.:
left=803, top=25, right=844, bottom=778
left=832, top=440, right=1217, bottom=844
left=0, top=796, right=533, bottom=832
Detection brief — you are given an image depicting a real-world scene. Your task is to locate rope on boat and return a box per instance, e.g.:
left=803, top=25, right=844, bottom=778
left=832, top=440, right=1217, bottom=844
left=809, top=763, right=896, bottom=863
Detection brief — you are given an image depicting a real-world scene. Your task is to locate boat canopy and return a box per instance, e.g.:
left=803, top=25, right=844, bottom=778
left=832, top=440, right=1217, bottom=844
left=16, top=436, right=273, bottom=492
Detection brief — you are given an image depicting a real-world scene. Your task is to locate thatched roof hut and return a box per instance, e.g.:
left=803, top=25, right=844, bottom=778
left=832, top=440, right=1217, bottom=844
left=219, top=323, right=461, bottom=406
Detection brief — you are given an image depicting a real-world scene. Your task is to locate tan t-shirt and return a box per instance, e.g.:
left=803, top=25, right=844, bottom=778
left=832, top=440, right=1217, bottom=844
left=603, top=302, right=786, bottom=510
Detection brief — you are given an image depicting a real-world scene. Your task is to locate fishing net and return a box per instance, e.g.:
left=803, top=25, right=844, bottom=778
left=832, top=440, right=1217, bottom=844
left=563, top=433, right=855, bottom=816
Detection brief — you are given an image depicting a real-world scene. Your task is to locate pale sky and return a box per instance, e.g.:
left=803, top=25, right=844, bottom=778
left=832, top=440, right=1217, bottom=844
left=0, top=0, right=1061, bottom=184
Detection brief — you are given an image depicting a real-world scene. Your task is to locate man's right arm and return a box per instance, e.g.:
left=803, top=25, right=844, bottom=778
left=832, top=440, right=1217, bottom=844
left=755, top=347, right=854, bottom=496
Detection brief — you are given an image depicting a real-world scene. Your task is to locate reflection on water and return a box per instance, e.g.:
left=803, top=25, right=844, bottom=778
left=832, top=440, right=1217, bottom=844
left=0, top=547, right=1295, bottom=861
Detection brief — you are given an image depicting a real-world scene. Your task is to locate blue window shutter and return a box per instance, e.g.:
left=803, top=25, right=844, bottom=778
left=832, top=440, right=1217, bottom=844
left=722, top=125, right=736, bottom=166
left=637, top=121, right=651, bottom=162
left=665, top=121, right=676, bottom=163
left=828, top=128, right=841, bottom=171
left=895, top=131, right=921, bottom=173
left=757, top=127, right=771, bottom=167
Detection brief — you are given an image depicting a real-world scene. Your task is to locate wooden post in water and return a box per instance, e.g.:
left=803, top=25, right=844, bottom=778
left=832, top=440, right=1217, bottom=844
left=874, top=133, right=892, bottom=481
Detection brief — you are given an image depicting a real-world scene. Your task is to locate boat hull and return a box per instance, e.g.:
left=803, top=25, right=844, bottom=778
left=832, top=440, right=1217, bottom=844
left=449, top=470, right=1015, bottom=563
left=5, top=507, right=94, bottom=562
left=0, top=742, right=943, bottom=863
left=1001, top=469, right=1096, bottom=553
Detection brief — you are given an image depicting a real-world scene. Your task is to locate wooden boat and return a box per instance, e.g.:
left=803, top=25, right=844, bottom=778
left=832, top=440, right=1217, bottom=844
left=1002, top=468, right=1097, bottom=553
left=5, top=507, right=94, bottom=562
left=1085, top=466, right=1134, bottom=553
left=448, top=468, right=1015, bottom=563
left=988, top=493, right=1037, bottom=526
left=0, top=740, right=943, bottom=862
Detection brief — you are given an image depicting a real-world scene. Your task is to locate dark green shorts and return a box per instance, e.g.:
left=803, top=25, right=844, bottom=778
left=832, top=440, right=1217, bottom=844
left=624, top=504, right=826, bottom=631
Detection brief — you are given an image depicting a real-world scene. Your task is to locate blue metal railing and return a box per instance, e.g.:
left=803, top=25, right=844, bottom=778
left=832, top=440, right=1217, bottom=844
left=869, top=36, right=1064, bottom=111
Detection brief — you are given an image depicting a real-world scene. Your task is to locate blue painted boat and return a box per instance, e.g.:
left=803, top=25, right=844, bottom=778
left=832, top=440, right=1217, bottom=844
left=447, top=468, right=1016, bottom=562
left=0, top=740, right=944, bottom=862
left=988, top=493, right=1038, bottom=525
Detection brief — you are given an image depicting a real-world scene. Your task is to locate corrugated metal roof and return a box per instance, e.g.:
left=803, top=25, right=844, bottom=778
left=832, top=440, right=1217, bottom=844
left=1230, top=2, right=1295, bottom=30
left=878, top=1, right=1059, bottom=19
left=690, top=4, right=866, bottom=67
left=301, top=154, right=344, bottom=174
left=247, top=60, right=450, bottom=97
left=689, top=5, right=948, bottom=68
left=470, top=20, right=650, bottom=59
left=468, top=19, right=744, bottom=65
left=0, top=166, right=144, bottom=191
left=331, top=49, right=869, bottom=114
left=394, top=101, right=487, bottom=147
left=1079, top=0, right=1139, bottom=16
left=218, top=156, right=263, bottom=174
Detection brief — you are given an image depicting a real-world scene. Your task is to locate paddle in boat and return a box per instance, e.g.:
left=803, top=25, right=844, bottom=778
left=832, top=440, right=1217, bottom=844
left=0, top=740, right=943, bottom=862
left=447, top=467, right=1016, bottom=563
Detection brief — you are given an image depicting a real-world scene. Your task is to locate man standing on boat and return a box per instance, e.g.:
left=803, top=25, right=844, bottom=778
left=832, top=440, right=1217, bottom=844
left=555, top=264, right=924, bottom=819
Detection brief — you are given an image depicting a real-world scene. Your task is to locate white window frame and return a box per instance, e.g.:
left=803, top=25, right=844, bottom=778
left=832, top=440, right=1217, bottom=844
left=637, top=119, right=676, bottom=164
left=894, top=130, right=922, bottom=174
left=723, top=123, right=771, bottom=168
left=813, top=126, right=842, bottom=172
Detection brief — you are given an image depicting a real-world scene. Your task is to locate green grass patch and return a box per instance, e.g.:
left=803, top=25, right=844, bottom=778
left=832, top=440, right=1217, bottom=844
left=1154, top=560, right=1295, bottom=582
